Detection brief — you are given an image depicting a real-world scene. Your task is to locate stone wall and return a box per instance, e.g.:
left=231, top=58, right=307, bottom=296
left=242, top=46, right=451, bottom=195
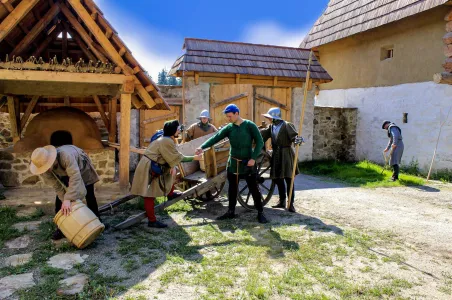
left=0, top=148, right=115, bottom=188
left=183, top=77, right=210, bottom=125
left=315, top=81, right=452, bottom=172
left=313, top=107, right=357, bottom=161
left=158, top=85, right=183, bottom=98
left=291, top=88, right=315, bottom=162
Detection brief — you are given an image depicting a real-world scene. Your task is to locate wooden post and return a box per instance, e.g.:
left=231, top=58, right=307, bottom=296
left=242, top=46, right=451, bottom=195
left=109, top=97, right=117, bottom=143
left=119, top=93, right=131, bottom=192
left=7, top=96, right=20, bottom=143
left=287, top=51, right=313, bottom=210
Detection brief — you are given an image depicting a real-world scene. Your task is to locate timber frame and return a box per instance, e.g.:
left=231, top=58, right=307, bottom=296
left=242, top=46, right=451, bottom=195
left=0, top=0, right=171, bottom=192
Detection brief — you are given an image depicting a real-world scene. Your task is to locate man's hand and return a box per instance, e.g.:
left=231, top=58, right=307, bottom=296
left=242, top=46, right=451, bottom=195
left=170, top=167, right=177, bottom=177
left=383, top=148, right=389, bottom=153
left=247, top=159, right=255, bottom=167
left=391, top=144, right=397, bottom=150
left=195, top=148, right=203, bottom=155
left=294, top=136, right=305, bottom=145
left=61, top=200, right=72, bottom=216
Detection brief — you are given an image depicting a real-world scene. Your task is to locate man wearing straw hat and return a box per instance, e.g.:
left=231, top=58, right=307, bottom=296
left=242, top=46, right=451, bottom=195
left=195, top=104, right=268, bottom=223
left=185, top=109, right=217, bottom=142
left=382, top=120, right=404, bottom=181
left=132, top=120, right=202, bottom=228
left=29, top=144, right=100, bottom=240
left=261, top=107, right=304, bottom=213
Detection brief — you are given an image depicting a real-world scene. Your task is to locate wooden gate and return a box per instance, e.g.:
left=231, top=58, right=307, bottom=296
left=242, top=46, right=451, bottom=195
left=254, top=87, right=292, bottom=125
left=140, top=105, right=181, bottom=147
left=210, top=84, right=253, bottom=128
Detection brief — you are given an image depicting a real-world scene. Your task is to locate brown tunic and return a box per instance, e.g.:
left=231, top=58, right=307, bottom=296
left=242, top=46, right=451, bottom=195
left=185, top=122, right=217, bottom=142
left=131, top=137, right=184, bottom=197
left=261, top=121, right=299, bottom=179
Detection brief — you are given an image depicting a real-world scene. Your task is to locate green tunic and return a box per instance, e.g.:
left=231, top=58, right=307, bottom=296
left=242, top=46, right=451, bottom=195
left=200, top=119, right=264, bottom=174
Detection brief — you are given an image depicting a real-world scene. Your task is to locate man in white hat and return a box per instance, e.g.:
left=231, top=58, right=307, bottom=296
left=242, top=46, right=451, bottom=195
left=29, top=144, right=100, bottom=240
left=184, top=109, right=217, bottom=142
left=261, top=107, right=304, bottom=212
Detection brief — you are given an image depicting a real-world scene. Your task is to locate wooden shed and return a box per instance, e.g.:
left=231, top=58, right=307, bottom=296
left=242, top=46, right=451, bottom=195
left=169, top=38, right=332, bottom=129
left=0, top=0, right=170, bottom=191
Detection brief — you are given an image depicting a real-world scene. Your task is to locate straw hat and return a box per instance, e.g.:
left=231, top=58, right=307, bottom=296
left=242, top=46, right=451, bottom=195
left=29, top=145, right=57, bottom=175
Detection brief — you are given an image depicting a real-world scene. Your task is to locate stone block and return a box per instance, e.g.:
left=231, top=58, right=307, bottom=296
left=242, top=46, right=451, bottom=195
left=5, top=235, right=32, bottom=249
left=48, top=253, right=88, bottom=270
left=13, top=165, right=28, bottom=171
left=0, top=151, right=14, bottom=161
left=57, top=274, right=88, bottom=295
left=0, top=162, right=12, bottom=170
left=98, top=160, right=107, bottom=168
left=0, top=273, right=35, bottom=299
left=0, top=171, right=19, bottom=186
left=4, top=253, right=33, bottom=267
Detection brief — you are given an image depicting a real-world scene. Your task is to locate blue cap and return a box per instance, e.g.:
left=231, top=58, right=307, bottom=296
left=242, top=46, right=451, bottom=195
left=223, top=104, right=240, bottom=114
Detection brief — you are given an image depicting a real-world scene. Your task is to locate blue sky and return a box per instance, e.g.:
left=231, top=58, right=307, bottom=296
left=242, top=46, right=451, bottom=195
left=94, top=0, right=329, bottom=79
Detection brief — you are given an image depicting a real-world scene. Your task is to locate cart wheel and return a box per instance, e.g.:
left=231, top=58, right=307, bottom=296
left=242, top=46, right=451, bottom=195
left=237, top=150, right=275, bottom=210
left=196, top=181, right=226, bottom=201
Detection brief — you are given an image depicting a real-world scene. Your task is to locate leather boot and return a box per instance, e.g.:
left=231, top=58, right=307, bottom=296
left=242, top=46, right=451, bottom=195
left=217, top=210, right=236, bottom=220
left=272, top=199, right=286, bottom=208
left=288, top=203, right=296, bottom=213
left=148, top=220, right=168, bottom=228
left=51, top=228, right=65, bottom=240
left=257, top=212, right=269, bottom=223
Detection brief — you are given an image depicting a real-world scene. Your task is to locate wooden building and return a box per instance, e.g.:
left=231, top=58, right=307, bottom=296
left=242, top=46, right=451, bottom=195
left=0, top=0, right=170, bottom=191
left=300, top=0, right=452, bottom=172
left=168, top=38, right=332, bottom=159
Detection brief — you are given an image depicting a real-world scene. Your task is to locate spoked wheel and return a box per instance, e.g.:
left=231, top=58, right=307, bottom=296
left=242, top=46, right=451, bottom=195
left=237, top=150, right=275, bottom=210
left=196, top=181, right=226, bottom=201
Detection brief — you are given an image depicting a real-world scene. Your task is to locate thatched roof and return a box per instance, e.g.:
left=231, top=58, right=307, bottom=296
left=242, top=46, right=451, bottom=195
left=300, top=0, right=448, bottom=49
left=0, top=0, right=169, bottom=110
left=169, top=38, right=332, bottom=82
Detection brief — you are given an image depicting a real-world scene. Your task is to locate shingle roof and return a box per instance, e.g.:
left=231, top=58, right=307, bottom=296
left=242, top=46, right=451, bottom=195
left=169, top=38, right=332, bottom=81
left=300, top=0, right=448, bottom=49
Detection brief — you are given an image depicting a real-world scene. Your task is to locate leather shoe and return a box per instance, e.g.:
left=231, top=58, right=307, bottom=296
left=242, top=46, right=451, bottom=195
left=167, top=191, right=183, bottom=201
left=217, top=210, right=236, bottom=220
left=272, top=202, right=285, bottom=208
left=148, top=220, right=168, bottom=228
left=288, top=205, right=296, bottom=213
left=51, top=229, right=65, bottom=240
left=257, top=212, right=269, bottom=223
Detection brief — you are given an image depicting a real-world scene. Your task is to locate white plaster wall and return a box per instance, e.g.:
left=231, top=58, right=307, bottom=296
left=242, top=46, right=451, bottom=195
left=315, top=81, right=452, bottom=171
left=184, top=78, right=210, bottom=126
left=292, top=87, right=315, bottom=161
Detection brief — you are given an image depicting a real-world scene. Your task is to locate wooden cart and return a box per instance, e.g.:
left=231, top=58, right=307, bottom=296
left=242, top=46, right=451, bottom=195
left=100, top=133, right=275, bottom=229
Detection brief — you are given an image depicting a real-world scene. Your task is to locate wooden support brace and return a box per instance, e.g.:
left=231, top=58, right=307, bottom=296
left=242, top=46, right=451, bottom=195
left=142, top=112, right=178, bottom=125
left=255, top=94, right=288, bottom=110
left=7, top=96, right=20, bottom=142
left=235, top=74, right=240, bottom=84
left=20, top=95, right=39, bottom=130
left=109, top=97, right=117, bottom=143
left=119, top=93, right=131, bottom=192
left=273, top=76, right=278, bottom=86
left=93, top=95, right=110, bottom=129
left=131, top=94, right=143, bottom=109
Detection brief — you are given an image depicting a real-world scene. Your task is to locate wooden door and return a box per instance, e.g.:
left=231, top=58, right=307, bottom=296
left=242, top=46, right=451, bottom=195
left=210, top=84, right=253, bottom=128
left=254, top=87, right=292, bottom=125
left=140, top=105, right=181, bottom=147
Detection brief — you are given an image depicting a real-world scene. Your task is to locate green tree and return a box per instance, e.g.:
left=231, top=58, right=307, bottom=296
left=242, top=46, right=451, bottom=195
left=167, top=76, right=178, bottom=86
left=157, top=69, right=168, bottom=85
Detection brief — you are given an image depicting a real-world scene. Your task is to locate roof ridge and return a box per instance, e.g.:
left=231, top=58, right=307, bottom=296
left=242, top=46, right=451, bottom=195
left=184, top=38, right=313, bottom=51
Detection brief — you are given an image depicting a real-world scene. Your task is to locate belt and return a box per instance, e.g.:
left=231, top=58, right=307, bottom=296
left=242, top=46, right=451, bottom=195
left=231, top=156, right=250, bottom=186
left=272, top=145, right=291, bottom=150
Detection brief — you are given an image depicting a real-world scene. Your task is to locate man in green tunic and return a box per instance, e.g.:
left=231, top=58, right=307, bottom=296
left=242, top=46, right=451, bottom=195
left=196, top=104, right=268, bottom=223
left=261, top=107, right=304, bottom=212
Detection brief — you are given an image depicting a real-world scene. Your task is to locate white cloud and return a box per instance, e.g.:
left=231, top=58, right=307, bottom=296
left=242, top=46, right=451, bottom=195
left=241, top=21, right=308, bottom=48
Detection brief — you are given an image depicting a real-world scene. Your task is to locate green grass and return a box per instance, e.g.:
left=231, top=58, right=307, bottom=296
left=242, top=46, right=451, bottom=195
left=299, top=160, right=425, bottom=187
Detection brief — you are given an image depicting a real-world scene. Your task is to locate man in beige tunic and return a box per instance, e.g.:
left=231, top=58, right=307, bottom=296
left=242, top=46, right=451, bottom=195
left=131, top=120, right=201, bottom=228
left=29, top=144, right=100, bottom=240
left=185, top=110, right=217, bottom=142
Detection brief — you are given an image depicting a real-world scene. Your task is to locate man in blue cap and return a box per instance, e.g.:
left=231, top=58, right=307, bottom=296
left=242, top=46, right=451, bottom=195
left=195, top=104, right=268, bottom=223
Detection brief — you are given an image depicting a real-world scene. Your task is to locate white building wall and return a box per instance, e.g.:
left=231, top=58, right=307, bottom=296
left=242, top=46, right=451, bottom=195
left=315, top=81, right=452, bottom=171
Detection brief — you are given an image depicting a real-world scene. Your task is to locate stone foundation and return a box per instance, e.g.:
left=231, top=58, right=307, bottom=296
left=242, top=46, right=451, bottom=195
left=0, top=148, right=115, bottom=188
left=312, top=106, right=357, bottom=161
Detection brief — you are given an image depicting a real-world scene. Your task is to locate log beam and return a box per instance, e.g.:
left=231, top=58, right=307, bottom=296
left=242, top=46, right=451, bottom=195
left=0, top=0, right=40, bottom=42
left=20, top=95, right=39, bottom=130
left=11, top=3, right=60, bottom=56
left=93, top=95, right=109, bottom=129
left=109, top=97, right=117, bottom=143
left=119, top=93, right=131, bottom=192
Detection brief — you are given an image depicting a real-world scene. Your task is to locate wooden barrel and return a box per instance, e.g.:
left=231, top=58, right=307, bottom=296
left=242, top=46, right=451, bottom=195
left=54, top=200, right=105, bottom=249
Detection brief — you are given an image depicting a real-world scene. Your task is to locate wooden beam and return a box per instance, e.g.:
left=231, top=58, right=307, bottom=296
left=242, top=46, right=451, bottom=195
left=212, top=93, right=248, bottom=108
left=7, top=96, right=19, bottom=142
left=20, top=95, right=39, bottom=130
left=105, top=28, right=112, bottom=39
left=122, top=77, right=135, bottom=94
left=32, top=24, right=62, bottom=57
left=11, top=3, right=60, bottom=56
left=0, top=0, right=40, bottom=42
left=64, top=96, right=70, bottom=106
left=132, top=66, right=141, bottom=74
left=62, top=30, right=68, bottom=58
left=142, top=112, right=178, bottom=125
left=273, top=76, right=278, bottom=86
left=135, top=84, right=156, bottom=108
left=119, top=93, right=131, bottom=192
left=144, top=85, right=155, bottom=92
left=109, top=97, right=117, bottom=143
left=59, top=1, right=107, bottom=62
left=307, top=79, right=313, bottom=91
left=256, top=94, right=288, bottom=110
left=93, top=95, right=109, bottom=129
left=131, top=94, right=143, bottom=109
left=67, top=0, right=133, bottom=74
left=0, top=69, right=126, bottom=84
left=62, top=21, right=96, bottom=61
left=235, top=74, right=240, bottom=84
left=1, top=1, right=32, bottom=37
left=118, top=47, right=126, bottom=57
left=194, top=72, right=199, bottom=85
